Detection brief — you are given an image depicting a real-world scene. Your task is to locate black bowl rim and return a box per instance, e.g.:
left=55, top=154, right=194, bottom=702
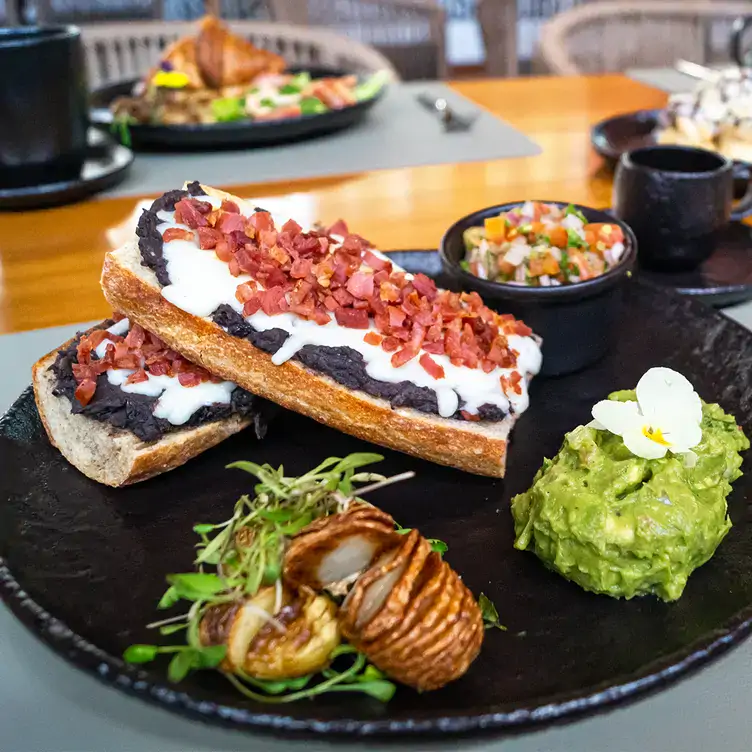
left=0, top=25, right=80, bottom=47
left=620, top=144, right=733, bottom=178
left=439, top=201, right=637, bottom=303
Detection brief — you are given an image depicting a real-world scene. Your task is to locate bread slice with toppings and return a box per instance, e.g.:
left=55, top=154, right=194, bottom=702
left=32, top=321, right=268, bottom=487
left=100, top=183, right=542, bottom=477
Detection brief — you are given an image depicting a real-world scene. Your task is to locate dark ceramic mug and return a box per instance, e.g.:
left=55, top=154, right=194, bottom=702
left=612, top=146, right=752, bottom=272
left=731, top=16, right=752, bottom=66
left=0, top=26, right=88, bottom=189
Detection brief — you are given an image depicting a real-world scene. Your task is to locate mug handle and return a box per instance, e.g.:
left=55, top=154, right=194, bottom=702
left=731, top=16, right=752, bottom=67
left=731, top=161, right=752, bottom=220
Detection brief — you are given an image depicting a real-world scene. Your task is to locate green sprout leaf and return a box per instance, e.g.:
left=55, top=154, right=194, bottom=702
left=194, top=645, right=228, bottom=669
left=193, top=523, right=216, bottom=534
left=479, top=593, right=507, bottom=631
left=159, top=623, right=188, bottom=636
left=459, top=259, right=471, bottom=272
left=123, top=644, right=159, bottom=664
left=427, top=538, right=448, bottom=556
left=157, top=585, right=180, bottom=610
left=166, top=572, right=227, bottom=601
left=167, top=649, right=195, bottom=683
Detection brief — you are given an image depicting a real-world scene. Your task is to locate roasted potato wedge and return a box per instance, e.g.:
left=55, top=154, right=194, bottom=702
left=200, top=585, right=340, bottom=680
left=285, top=503, right=399, bottom=592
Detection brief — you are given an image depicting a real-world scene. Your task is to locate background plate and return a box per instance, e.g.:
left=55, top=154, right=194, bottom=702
left=90, top=67, right=385, bottom=151
left=1, top=253, right=752, bottom=738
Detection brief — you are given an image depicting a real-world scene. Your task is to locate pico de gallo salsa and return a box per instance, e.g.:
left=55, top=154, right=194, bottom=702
left=461, top=202, right=627, bottom=287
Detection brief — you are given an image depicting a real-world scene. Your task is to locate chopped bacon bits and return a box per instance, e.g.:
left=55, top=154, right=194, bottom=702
left=419, top=353, right=445, bottom=379
left=74, top=379, right=97, bottom=407
left=126, top=368, right=149, bottom=385
left=327, top=219, right=349, bottom=236
left=71, top=321, right=217, bottom=406
left=460, top=410, right=481, bottom=422
left=335, top=308, right=369, bottom=329
left=161, top=198, right=537, bottom=403
left=163, top=227, right=195, bottom=243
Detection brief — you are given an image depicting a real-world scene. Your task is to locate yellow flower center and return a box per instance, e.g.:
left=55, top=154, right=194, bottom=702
left=152, top=71, right=190, bottom=89
left=642, top=425, right=670, bottom=446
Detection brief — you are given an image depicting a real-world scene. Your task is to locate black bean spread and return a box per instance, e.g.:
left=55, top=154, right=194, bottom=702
left=137, top=186, right=513, bottom=423
left=51, top=326, right=268, bottom=443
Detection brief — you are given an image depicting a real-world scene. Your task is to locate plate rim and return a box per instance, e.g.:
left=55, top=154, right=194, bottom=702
left=89, top=70, right=386, bottom=149
left=2, top=264, right=752, bottom=737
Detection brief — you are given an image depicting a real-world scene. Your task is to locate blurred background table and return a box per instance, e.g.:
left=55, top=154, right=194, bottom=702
left=0, top=73, right=667, bottom=335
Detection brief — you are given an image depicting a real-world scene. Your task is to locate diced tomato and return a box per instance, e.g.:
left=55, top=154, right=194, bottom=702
left=548, top=226, right=568, bottom=248
left=249, top=211, right=274, bottom=232
left=363, top=331, right=383, bottom=346
left=460, top=410, right=481, bottom=421
left=221, top=200, right=240, bottom=214
left=584, top=223, right=625, bottom=246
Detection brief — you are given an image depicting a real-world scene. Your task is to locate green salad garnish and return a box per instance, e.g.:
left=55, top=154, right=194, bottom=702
left=122, top=453, right=428, bottom=703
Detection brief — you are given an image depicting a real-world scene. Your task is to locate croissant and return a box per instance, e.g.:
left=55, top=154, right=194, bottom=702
left=156, top=16, right=285, bottom=90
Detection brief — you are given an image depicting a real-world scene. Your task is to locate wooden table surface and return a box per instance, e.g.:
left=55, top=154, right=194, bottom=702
left=0, top=74, right=668, bottom=336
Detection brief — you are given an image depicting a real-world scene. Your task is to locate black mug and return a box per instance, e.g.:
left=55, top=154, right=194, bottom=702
left=731, top=16, right=752, bottom=67
left=0, top=26, right=88, bottom=189
left=613, top=146, right=752, bottom=272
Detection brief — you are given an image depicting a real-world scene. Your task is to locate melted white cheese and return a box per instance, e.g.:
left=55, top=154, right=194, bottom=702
left=93, top=318, right=236, bottom=426
left=155, top=209, right=543, bottom=419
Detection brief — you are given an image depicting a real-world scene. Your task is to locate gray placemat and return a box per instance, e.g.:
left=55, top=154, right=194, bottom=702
left=626, top=66, right=731, bottom=95
left=100, top=82, right=540, bottom=199
left=2, top=310, right=752, bottom=752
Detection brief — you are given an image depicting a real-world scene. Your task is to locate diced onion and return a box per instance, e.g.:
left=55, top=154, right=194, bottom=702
left=611, top=241, right=625, bottom=261
left=562, top=214, right=584, bottom=231
left=504, top=243, right=528, bottom=266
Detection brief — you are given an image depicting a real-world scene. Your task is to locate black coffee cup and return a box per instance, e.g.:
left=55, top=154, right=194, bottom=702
left=731, top=16, right=752, bottom=67
left=0, top=26, right=88, bottom=189
left=612, top=145, right=752, bottom=272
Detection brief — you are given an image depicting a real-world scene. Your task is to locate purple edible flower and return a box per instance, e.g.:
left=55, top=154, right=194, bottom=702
left=160, top=60, right=173, bottom=72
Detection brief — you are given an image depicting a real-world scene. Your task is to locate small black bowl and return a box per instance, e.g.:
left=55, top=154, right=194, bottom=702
left=439, top=202, right=637, bottom=377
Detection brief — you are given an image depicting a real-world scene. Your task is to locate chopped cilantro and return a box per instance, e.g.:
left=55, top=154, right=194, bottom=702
left=564, top=203, right=588, bottom=224
left=567, top=228, right=586, bottom=249
left=259, top=97, right=276, bottom=109
left=459, top=259, right=471, bottom=272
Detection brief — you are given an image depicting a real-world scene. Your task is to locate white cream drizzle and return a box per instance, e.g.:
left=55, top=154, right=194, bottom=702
left=93, top=318, right=236, bottom=426
left=154, top=200, right=543, bottom=419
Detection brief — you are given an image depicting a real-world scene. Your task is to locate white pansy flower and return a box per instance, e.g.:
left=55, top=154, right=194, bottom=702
left=590, top=367, right=702, bottom=460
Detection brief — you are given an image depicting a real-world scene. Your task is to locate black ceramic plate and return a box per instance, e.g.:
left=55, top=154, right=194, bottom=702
left=599, top=209, right=752, bottom=307
left=90, top=67, right=385, bottom=151
left=0, top=129, right=133, bottom=211
left=2, top=251, right=752, bottom=738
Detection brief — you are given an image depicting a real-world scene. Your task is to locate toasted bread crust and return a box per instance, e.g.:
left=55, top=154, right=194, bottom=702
left=32, top=325, right=253, bottom=487
left=100, top=250, right=512, bottom=477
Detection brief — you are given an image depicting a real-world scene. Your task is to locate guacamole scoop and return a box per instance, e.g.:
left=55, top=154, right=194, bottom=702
left=511, top=390, right=749, bottom=601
